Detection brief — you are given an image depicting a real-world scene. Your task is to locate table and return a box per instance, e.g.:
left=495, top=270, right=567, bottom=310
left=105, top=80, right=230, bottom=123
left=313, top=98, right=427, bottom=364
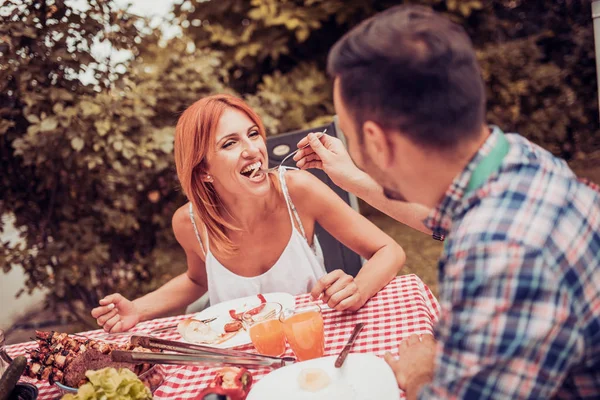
left=6, top=274, right=440, bottom=399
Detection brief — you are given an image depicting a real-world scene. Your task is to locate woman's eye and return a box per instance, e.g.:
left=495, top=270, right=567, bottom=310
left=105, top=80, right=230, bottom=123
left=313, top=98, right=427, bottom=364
left=222, top=141, right=235, bottom=149
left=249, top=130, right=259, bottom=138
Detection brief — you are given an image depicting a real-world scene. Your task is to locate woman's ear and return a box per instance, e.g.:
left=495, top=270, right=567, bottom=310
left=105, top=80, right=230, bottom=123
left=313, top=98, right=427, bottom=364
left=202, top=174, right=213, bottom=183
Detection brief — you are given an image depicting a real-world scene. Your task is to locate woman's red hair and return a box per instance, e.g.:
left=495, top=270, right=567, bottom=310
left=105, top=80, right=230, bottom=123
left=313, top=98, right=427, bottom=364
left=174, top=94, right=269, bottom=255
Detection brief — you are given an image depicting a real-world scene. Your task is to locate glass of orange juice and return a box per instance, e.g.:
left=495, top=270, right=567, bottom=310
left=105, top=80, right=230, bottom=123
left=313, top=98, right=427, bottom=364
left=242, top=302, right=286, bottom=357
left=280, top=304, right=324, bottom=361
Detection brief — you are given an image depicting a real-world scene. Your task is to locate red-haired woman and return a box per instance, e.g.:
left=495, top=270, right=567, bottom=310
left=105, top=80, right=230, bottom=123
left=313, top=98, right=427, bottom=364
left=91, top=94, right=406, bottom=333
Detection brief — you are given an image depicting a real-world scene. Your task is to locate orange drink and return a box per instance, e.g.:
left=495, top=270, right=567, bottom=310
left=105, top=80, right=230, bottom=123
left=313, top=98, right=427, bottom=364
left=280, top=305, right=324, bottom=361
left=242, top=302, right=286, bottom=357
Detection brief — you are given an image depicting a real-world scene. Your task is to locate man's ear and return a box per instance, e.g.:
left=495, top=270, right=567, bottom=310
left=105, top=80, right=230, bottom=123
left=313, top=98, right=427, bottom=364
left=363, top=121, right=394, bottom=169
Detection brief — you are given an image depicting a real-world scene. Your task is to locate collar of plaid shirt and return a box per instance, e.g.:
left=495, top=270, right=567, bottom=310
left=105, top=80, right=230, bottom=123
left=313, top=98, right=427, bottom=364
left=424, top=126, right=507, bottom=238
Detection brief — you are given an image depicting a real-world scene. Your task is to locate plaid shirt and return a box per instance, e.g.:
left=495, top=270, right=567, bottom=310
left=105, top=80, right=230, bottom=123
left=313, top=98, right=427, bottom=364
left=421, top=127, right=600, bottom=399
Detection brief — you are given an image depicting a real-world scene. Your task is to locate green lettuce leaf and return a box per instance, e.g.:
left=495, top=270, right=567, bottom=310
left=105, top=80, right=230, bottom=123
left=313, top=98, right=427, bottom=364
left=61, top=367, right=152, bottom=400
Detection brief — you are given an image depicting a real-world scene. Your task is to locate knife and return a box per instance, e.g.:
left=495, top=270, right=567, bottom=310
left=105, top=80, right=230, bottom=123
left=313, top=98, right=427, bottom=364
left=111, top=350, right=296, bottom=368
left=334, top=322, right=365, bottom=368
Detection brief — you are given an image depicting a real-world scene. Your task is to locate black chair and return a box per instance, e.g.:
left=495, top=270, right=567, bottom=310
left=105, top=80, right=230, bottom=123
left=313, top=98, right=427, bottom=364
left=266, top=119, right=365, bottom=277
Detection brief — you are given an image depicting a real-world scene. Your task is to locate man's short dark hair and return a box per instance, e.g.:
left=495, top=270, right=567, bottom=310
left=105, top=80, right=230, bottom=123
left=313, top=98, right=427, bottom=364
left=328, top=5, right=486, bottom=148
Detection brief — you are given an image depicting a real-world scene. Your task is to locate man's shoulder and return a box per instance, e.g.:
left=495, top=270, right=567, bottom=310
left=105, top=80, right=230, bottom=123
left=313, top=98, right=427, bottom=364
left=455, top=188, right=557, bottom=251
left=449, top=132, right=600, bottom=287
left=459, top=132, right=595, bottom=247
left=504, top=132, right=574, bottom=183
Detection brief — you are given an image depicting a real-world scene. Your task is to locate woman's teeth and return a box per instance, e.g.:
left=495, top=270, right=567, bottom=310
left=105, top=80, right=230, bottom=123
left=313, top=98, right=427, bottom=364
left=241, top=161, right=262, bottom=176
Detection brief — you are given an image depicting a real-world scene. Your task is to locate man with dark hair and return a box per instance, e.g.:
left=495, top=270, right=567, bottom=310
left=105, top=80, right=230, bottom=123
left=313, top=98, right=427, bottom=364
left=295, top=4, right=600, bottom=399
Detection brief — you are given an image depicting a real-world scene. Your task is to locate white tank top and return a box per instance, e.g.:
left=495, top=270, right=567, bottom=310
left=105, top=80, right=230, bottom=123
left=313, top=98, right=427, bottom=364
left=189, top=167, right=327, bottom=305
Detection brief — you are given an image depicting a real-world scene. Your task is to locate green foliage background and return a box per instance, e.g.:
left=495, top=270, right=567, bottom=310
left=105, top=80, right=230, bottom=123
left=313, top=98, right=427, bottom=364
left=1, top=0, right=598, bottom=324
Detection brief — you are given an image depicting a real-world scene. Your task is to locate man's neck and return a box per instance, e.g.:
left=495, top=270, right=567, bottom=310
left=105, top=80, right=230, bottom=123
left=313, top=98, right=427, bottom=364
left=420, top=125, right=491, bottom=208
left=439, top=125, right=491, bottom=200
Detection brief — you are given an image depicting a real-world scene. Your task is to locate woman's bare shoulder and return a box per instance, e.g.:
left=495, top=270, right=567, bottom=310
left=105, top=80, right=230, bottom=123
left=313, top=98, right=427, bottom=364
left=172, top=203, right=196, bottom=244
left=283, top=169, right=333, bottom=211
left=172, top=202, right=208, bottom=261
left=283, top=169, right=323, bottom=195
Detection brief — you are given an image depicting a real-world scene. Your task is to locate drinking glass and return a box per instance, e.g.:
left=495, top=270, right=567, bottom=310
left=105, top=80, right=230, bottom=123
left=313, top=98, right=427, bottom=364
left=242, top=302, right=286, bottom=357
left=280, top=304, right=324, bottom=361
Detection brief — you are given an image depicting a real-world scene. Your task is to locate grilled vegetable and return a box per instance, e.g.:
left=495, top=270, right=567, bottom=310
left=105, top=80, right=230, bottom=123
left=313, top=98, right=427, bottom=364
left=195, top=367, right=253, bottom=400
left=0, top=356, right=27, bottom=400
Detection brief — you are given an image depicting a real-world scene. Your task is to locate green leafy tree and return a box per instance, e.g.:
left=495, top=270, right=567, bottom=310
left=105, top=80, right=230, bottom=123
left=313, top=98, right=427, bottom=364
left=175, top=0, right=598, bottom=153
left=0, top=1, right=227, bottom=323
left=1, top=0, right=146, bottom=318
left=468, top=1, right=598, bottom=161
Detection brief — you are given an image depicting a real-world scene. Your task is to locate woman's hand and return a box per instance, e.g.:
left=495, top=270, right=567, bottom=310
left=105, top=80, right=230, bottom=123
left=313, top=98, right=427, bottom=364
left=90, top=293, right=141, bottom=333
left=310, top=269, right=365, bottom=312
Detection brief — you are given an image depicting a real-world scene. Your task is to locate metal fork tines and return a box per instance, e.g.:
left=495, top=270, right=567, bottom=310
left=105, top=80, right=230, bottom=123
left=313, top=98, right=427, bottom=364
left=259, top=309, right=277, bottom=321
left=258, top=129, right=327, bottom=176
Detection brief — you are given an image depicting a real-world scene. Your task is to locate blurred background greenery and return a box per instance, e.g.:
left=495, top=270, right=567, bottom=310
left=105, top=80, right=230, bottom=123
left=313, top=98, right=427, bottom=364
left=1, top=0, right=598, bottom=334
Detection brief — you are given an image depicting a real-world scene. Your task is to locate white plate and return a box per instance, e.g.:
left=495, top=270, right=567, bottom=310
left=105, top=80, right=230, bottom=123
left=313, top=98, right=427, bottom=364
left=185, top=292, right=295, bottom=349
left=247, top=354, right=400, bottom=400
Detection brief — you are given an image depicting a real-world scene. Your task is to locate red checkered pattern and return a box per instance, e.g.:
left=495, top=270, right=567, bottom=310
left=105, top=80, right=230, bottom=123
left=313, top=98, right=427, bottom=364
left=6, top=274, right=439, bottom=399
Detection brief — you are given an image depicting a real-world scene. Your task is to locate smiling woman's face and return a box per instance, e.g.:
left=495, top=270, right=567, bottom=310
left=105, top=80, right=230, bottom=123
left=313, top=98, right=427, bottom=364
left=204, top=107, right=271, bottom=198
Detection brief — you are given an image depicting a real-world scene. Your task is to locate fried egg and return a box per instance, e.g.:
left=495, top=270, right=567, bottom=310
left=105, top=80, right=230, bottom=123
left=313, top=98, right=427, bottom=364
left=297, top=368, right=331, bottom=392
left=177, top=318, right=239, bottom=344
left=296, top=368, right=357, bottom=400
left=177, top=319, right=220, bottom=343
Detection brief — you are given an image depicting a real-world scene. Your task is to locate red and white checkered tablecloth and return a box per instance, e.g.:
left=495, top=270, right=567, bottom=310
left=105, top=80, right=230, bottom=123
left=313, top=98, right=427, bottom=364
left=6, top=274, right=440, bottom=399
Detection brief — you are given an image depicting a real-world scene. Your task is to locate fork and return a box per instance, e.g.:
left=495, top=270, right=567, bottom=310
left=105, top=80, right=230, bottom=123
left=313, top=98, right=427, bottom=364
left=263, top=309, right=277, bottom=320
left=247, top=309, right=277, bottom=323
left=147, top=317, right=218, bottom=336
left=252, top=129, right=327, bottom=177
left=95, top=317, right=219, bottom=339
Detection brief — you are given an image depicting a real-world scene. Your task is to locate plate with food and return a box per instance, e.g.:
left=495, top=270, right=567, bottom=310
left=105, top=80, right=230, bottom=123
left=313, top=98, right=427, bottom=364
left=246, top=353, right=400, bottom=400
left=171, top=292, right=296, bottom=349
left=23, top=330, right=165, bottom=395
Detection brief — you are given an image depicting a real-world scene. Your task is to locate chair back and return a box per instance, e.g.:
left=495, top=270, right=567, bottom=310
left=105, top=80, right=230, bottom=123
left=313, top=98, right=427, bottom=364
left=266, top=120, right=364, bottom=277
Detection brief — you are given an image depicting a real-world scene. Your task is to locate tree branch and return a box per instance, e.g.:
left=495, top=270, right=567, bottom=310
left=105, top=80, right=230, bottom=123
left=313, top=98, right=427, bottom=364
left=38, top=173, right=59, bottom=247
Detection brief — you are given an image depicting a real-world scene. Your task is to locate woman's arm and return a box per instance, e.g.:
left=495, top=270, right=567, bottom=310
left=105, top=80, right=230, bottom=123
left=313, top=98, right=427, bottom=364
left=133, top=206, right=209, bottom=320
left=286, top=170, right=406, bottom=311
left=91, top=205, right=208, bottom=332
